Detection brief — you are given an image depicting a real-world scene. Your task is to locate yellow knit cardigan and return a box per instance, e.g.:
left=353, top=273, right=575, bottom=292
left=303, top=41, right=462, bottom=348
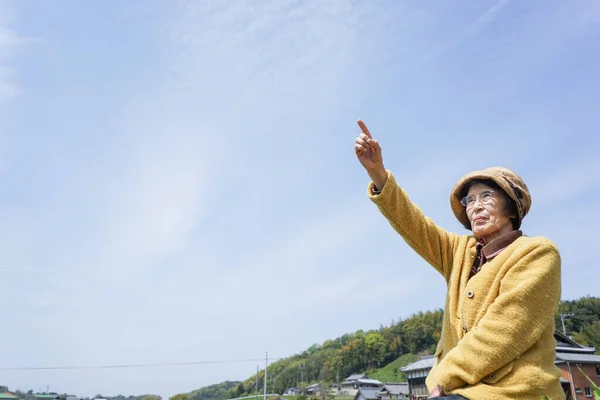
left=367, top=171, right=565, bottom=400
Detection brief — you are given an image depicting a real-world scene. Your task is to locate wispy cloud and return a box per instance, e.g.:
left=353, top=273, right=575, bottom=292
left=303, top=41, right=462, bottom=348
left=0, top=19, right=20, bottom=101
left=528, top=156, right=600, bottom=208
left=1, top=0, right=387, bottom=395
left=416, top=0, right=513, bottom=66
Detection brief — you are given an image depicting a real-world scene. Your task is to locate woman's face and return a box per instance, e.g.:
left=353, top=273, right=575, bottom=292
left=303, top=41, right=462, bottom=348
left=464, top=183, right=514, bottom=242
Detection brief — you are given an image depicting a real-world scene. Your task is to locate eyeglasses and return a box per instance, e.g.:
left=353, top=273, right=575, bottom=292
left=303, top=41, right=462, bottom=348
left=461, top=190, right=496, bottom=208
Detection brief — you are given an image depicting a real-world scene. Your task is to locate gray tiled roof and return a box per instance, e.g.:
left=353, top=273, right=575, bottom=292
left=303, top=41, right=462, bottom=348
left=555, top=353, right=600, bottom=363
left=379, top=383, right=409, bottom=395
left=355, top=379, right=383, bottom=385
left=346, top=374, right=368, bottom=380
left=555, top=346, right=597, bottom=353
left=356, top=388, right=381, bottom=400
left=400, top=357, right=435, bottom=372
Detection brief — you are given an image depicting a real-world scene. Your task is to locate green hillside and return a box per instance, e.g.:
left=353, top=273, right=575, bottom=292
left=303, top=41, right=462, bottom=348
left=368, top=353, right=420, bottom=383
left=170, top=382, right=240, bottom=400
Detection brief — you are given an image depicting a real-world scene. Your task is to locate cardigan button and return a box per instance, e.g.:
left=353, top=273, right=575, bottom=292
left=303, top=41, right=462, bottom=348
left=489, top=373, right=496, bottom=380
left=467, top=291, right=474, bottom=298
left=462, top=325, right=467, bottom=333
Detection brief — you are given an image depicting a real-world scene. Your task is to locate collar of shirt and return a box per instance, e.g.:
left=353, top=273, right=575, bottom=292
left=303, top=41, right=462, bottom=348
left=470, top=230, right=523, bottom=278
left=480, top=229, right=523, bottom=260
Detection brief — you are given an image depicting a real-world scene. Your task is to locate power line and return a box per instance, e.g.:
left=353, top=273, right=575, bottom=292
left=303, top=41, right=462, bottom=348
left=0, top=357, right=283, bottom=371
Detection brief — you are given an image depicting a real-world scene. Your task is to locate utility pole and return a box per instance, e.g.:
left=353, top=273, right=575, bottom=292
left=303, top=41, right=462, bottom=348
left=560, top=313, right=574, bottom=335
left=256, top=365, right=259, bottom=400
left=560, top=312, right=576, bottom=399
left=264, top=352, right=268, bottom=400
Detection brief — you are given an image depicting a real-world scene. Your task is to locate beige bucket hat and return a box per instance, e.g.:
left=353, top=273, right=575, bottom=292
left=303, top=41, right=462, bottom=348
left=450, top=167, right=532, bottom=230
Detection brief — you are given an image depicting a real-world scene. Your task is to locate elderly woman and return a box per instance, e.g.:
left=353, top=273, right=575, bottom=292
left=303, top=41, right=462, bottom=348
left=354, top=120, right=564, bottom=400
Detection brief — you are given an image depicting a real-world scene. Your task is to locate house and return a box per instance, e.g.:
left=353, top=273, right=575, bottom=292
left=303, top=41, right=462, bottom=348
left=306, top=383, right=321, bottom=396
left=399, top=356, right=435, bottom=399
left=342, top=374, right=383, bottom=389
left=353, top=379, right=384, bottom=389
left=376, top=383, right=409, bottom=400
left=555, top=330, right=597, bottom=355
left=338, top=374, right=383, bottom=396
left=341, top=374, right=370, bottom=388
left=346, top=373, right=369, bottom=381
left=399, top=330, right=599, bottom=399
left=353, top=388, right=380, bottom=400
left=283, top=388, right=302, bottom=396
left=553, top=330, right=600, bottom=400
left=556, top=353, right=600, bottom=400
left=0, top=393, right=19, bottom=400
left=35, top=395, right=59, bottom=400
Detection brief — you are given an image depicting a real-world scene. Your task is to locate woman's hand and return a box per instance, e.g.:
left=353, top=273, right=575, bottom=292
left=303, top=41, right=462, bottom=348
left=428, top=384, right=445, bottom=398
left=354, top=119, right=388, bottom=190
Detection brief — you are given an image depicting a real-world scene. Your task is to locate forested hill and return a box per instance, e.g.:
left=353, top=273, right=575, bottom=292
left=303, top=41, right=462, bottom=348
left=169, top=382, right=240, bottom=400
left=172, top=296, right=600, bottom=400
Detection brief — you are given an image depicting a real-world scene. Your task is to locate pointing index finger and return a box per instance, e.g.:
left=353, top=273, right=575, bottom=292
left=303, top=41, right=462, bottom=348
left=357, top=119, right=372, bottom=139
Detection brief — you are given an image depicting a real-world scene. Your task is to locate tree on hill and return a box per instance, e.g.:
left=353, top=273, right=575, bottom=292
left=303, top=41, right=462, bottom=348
left=555, top=295, right=600, bottom=351
left=187, top=381, right=240, bottom=400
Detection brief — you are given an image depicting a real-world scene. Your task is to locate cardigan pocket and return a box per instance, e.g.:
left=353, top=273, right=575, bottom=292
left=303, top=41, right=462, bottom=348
left=480, top=361, right=514, bottom=384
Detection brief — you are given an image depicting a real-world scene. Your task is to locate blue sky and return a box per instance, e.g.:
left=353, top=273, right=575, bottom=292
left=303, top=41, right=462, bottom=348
left=0, top=0, right=599, bottom=398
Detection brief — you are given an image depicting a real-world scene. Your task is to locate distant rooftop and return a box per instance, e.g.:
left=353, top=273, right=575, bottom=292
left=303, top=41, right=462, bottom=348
left=400, top=357, right=435, bottom=372
left=356, top=388, right=380, bottom=400
left=378, top=383, right=409, bottom=396
left=345, top=373, right=368, bottom=381
left=555, top=353, right=600, bottom=364
left=355, top=379, right=382, bottom=385
left=554, top=330, right=597, bottom=353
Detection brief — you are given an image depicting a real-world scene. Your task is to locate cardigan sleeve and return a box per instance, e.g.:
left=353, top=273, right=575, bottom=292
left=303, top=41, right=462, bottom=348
left=367, top=170, right=460, bottom=279
left=430, top=238, right=562, bottom=391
